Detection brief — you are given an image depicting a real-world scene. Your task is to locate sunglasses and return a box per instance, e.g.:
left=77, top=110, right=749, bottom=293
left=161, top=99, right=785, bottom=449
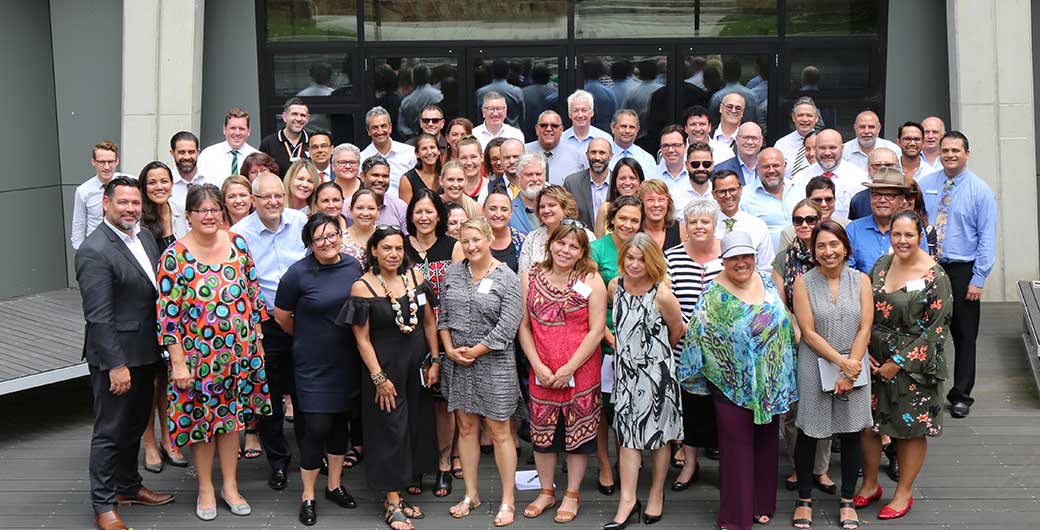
left=560, top=218, right=589, bottom=230
left=688, top=160, right=713, bottom=169
left=420, top=117, right=444, bottom=124
left=376, top=224, right=403, bottom=233
left=792, top=215, right=820, bottom=226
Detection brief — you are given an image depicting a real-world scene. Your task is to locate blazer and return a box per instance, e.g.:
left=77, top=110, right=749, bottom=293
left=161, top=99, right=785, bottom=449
left=713, top=156, right=748, bottom=186
left=75, top=223, right=163, bottom=370
left=562, top=169, right=596, bottom=228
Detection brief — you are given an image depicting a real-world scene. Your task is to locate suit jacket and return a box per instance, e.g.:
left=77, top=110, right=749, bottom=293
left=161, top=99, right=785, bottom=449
left=562, top=169, right=596, bottom=228
left=713, top=156, right=748, bottom=186
left=75, top=223, right=163, bottom=370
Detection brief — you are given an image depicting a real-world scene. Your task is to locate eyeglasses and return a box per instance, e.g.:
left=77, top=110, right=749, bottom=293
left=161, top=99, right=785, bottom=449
left=483, top=106, right=507, bottom=113
left=713, top=187, right=740, bottom=197
left=723, top=104, right=744, bottom=113
left=309, top=143, right=332, bottom=149
left=869, top=162, right=898, bottom=171
left=900, top=136, right=922, bottom=143
left=420, top=117, right=444, bottom=124
left=792, top=215, right=820, bottom=226
left=537, top=123, right=563, bottom=129
left=660, top=142, right=684, bottom=151
left=190, top=208, right=223, bottom=217
left=334, top=160, right=359, bottom=167
left=560, top=218, right=589, bottom=230
left=871, top=191, right=902, bottom=201
left=810, top=196, right=835, bottom=205
left=254, top=193, right=286, bottom=202
left=314, top=231, right=342, bottom=245
left=688, top=160, right=713, bottom=169
left=93, top=159, right=117, bottom=167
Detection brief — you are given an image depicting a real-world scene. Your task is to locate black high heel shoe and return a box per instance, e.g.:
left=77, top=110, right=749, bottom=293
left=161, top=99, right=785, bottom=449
left=603, top=499, right=641, bottom=530
left=643, top=499, right=663, bottom=525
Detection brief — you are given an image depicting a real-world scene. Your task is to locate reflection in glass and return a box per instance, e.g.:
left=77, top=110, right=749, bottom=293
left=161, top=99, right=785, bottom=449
left=273, top=111, right=357, bottom=146
left=472, top=57, right=559, bottom=137
left=363, top=0, right=566, bottom=41
left=786, top=49, right=872, bottom=92
left=786, top=0, right=879, bottom=36
left=265, top=0, right=358, bottom=41
left=575, top=0, right=777, bottom=38
left=372, top=57, right=457, bottom=139
left=684, top=54, right=771, bottom=138
left=580, top=55, right=667, bottom=152
left=778, top=99, right=877, bottom=141
left=273, top=52, right=353, bottom=101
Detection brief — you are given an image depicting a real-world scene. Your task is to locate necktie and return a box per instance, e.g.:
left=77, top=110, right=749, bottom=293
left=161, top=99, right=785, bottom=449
left=791, top=142, right=808, bottom=175
left=822, top=170, right=834, bottom=178
left=230, top=150, right=240, bottom=175
left=934, top=176, right=955, bottom=259
left=723, top=218, right=736, bottom=233
left=544, top=150, right=553, bottom=176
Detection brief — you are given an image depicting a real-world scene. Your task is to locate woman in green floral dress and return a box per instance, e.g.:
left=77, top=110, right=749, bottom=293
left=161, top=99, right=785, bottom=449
left=854, top=211, right=953, bottom=521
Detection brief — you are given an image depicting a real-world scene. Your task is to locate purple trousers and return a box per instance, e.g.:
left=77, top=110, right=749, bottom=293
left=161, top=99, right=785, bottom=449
left=714, top=395, right=779, bottom=530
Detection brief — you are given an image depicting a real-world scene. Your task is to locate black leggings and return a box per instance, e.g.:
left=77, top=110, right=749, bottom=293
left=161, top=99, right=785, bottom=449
left=300, top=411, right=350, bottom=471
left=795, top=430, right=861, bottom=499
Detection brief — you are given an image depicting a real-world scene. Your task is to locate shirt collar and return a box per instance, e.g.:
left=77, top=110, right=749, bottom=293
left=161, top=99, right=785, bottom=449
left=104, top=219, right=141, bottom=242
left=589, top=172, right=610, bottom=188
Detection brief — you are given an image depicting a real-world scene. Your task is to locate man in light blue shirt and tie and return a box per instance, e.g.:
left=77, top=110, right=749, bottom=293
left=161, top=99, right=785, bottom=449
left=918, top=131, right=997, bottom=418
left=608, top=109, right=657, bottom=177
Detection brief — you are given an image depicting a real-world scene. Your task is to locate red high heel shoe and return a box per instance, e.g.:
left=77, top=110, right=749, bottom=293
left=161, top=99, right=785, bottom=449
left=851, top=485, right=882, bottom=508
left=878, top=497, right=913, bottom=520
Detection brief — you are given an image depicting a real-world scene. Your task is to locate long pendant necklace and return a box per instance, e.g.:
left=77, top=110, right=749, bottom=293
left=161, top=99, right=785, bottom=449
left=376, top=273, right=419, bottom=333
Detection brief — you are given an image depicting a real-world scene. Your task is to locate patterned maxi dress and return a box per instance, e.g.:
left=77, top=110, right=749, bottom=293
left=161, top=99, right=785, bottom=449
left=868, top=254, right=953, bottom=438
left=612, top=279, right=683, bottom=450
left=526, top=268, right=603, bottom=451
left=157, top=232, right=272, bottom=447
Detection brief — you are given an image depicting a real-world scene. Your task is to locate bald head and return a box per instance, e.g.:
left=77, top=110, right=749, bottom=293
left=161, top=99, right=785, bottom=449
left=854, top=111, right=881, bottom=148
left=720, top=93, right=746, bottom=126
left=500, top=139, right=525, bottom=178
left=586, top=138, right=612, bottom=176
left=735, top=122, right=763, bottom=160
left=757, top=148, right=786, bottom=192
left=922, top=116, right=946, bottom=153
left=815, top=129, right=844, bottom=171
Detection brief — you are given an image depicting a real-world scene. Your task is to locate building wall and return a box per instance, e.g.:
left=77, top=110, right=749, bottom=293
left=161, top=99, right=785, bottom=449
left=201, top=0, right=261, bottom=148
left=885, top=0, right=951, bottom=131
left=0, top=2, right=68, bottom=298
left=52, top=0, right=124, bottom=287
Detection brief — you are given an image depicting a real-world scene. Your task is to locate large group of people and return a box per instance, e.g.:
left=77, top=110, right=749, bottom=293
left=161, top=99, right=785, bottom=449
left=76, top=87, right=996, bottom=530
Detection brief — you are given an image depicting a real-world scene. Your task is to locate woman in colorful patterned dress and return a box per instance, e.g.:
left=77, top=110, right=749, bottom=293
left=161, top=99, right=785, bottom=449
left=853, top=211, right=952, bottom=521
left=678, top=231, right=798, bottom=530
left=605, top=233, right=685, bottom=529
left=518, top=223, right=607, bottom=524
left=158, top=184, right=271, bottom=521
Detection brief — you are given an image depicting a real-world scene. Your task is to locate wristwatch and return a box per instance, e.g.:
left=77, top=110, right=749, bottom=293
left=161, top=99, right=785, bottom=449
left=430, top=356, right=443, bottom=365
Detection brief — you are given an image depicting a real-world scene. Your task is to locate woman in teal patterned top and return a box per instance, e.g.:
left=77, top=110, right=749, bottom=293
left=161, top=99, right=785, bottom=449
left=678, top=231, right=797, bottom=530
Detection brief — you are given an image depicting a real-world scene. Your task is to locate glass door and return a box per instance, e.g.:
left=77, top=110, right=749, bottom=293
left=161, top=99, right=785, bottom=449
left=362, top=46, right=462, bottom=142
left=677, top=46, right=778, bottom=142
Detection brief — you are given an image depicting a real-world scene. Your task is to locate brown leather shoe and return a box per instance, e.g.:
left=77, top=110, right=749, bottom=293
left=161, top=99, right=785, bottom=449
left=95, top=510, right=128, bottom=530
left=116, top=485, right=175, bottom=506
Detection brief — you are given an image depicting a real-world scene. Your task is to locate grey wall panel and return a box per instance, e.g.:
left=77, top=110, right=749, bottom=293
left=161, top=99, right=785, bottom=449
left=201, top=0, right=261, bottom=148
left=50, top=0, right=124, bottom=187
left=885, top=0, right=951, bottom=134
left=0, top=188, right=70, bottom=298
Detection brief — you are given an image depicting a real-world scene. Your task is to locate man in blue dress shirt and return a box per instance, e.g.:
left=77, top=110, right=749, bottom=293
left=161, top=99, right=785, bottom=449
left=231, top=173, right=308, bottom=490
left=918, top=131, right=997, bottom=418
left=846, top=168, right=925, bottom=274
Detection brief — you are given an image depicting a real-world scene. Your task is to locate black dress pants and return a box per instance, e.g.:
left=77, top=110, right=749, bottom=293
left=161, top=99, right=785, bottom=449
left=89, top=362, right=158, bottom=514
left=941, top=261, right=980, bottom=406
left=256, top=320, right=305, bottom=472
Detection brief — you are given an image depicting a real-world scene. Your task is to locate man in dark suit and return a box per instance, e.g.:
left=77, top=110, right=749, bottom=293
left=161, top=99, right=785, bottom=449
left=711, top=122, right=764, bottom=186
left=562, top=138, right=613, bottom=228
left=76, top=177, right=174, bottom=530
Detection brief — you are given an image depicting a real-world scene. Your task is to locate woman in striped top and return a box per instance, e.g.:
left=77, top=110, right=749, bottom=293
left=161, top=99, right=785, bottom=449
left=663, top=199, right=723, bottom=490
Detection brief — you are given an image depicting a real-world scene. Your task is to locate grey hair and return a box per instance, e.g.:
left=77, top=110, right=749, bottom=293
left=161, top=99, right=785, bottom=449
left=251, top=172, right=283, bottom=195
left=482, top=91, right=505, bottom=106
left=538, top=109, right=562, bottom=123
left=515, top=152, right=547, bottom=176
left=361, top=154, right=390, bottom=174
left=611, top=108, right=639, bottom=127
left=365, top=106, right=391, bottom=124
left=791, top=96, right=818, bottom=115
left=682, top=199, right=720, bottom=225
left=567, top=90, right=594, bottom=112
left=866, top=146, right=899, bottom=165
left=333, top=142, right=360, bottom=161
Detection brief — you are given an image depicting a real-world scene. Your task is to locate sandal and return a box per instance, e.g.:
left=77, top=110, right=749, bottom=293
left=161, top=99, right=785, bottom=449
left=838, top=501, right=859, bottom=530
left=523, top=488, right=556, bottom=518
left=495, top=503, right=516, bottom=527
left=407, top=475, right=423, bottom=496
left=554, top=490, right=580, bottom=523
left=343, top=446, right=363, bottom=469
left=792, top=500, right=812, bottom=529
left=433, top=470, right=452, bottom=497
left=401, top=499, right=424, bottom=519
left=754, top=514, right=772, bottom=525
left=384, top=502, right=412, bottom=530
left=450, top=456, right=463, bottom=479
left=450, top=496, right=481, bottom=519
left=242, top=429, right=262, bottom=459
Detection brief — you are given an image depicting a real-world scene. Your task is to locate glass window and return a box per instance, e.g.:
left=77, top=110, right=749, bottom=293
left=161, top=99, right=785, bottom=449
left=472, top=57, right=560, bottom=139
left=265, top=0, right=358, bottom=42
left=274, top=109, right=356, bottom=145
left=575, top=0, right=777, bottom=38
left=778, top=99, right=878, bottom=142
left=786, top=0, right=880, bottom=36
left=363, top=0, right=566, bottom=41
left=371, top=57, right=459, bottom=140
left=272, top=51, right=353, bottom=100
left=681, top=53, right=772, bottom=138
left=578, top=54, right=667, bottom=152
left=786, top=48, right=873, bottom=94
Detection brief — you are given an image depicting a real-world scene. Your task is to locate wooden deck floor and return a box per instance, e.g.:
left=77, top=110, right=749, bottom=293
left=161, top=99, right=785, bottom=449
left=0, top=289, right=86, bottom=395
left=0, top=303, right=1036, bottom=529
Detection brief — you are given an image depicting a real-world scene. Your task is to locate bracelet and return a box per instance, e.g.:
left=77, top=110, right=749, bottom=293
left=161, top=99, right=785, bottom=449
left=430, top=355, right=442, bottom=365
left=370, top=371, right=388, bottom=386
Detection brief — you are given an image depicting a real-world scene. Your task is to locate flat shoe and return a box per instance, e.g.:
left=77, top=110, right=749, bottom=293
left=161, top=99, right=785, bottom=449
left=221, top=493, right=251, bottom=516
left=814, top=476, right=837, bottom=495
left=784, top=478, right=799, bottom=491
left=554, top=490, right=580, bottom=523
left=196, top=498, right=217, bottom=521
left=524, top=489, right=556, bottom=518
left=299, top=499, right=317, bottom=526
left=852, top=485, right=882, bottom=508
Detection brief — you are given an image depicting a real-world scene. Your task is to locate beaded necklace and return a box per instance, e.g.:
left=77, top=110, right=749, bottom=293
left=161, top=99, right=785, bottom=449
left=375, top=272, right=419, bottom=333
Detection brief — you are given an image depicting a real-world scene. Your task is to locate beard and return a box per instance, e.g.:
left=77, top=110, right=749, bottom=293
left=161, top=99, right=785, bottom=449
left=176, top=158, right=196, bottom=174
left=520, top=184, right=543, bottom=200
left=691, top=171, right=710, bottom=185
left=589, top=160, right=609, bottom=174
left=818, top=157, right=838, bottom=171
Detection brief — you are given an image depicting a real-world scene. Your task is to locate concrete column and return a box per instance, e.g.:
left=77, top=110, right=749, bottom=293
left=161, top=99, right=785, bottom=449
left=947, top=0, right=1038, bottom=301
left=121, top=0, right=205, bottom=173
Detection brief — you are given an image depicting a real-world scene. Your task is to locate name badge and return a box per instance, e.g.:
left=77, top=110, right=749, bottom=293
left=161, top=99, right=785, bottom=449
left=417, top=293, right=427, bottom=307
left=477, top=278, right=494, bottom=294
left=925, top=189, right=938, bottom=195
left=905, top=279, right=926, bottom=292
left=573, top=280, right=592, bottom=299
